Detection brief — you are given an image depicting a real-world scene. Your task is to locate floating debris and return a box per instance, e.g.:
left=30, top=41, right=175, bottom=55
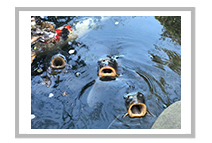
left=62, top=92, right=67, bottom=96
left=42, top=76, right=51, bottom=87
left=31, top=36, right=40, bottom=43
left=37, top=68, right=43, bottom=73
left=75, top=72, right=81, bottom=77
left=68, top=49, right=75, bottom=54
left=31, top=50, right=36, bottom=64
left=49, top=93, right=54, bottom=98
left=115, top=21, right=119, bottom=25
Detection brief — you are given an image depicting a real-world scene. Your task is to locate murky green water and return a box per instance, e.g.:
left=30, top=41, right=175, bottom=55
left=31, top=16, right=181, bottom=129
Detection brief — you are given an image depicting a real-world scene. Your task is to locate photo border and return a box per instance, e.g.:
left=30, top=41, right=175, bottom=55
left=15, top=7, right=195, bottom=138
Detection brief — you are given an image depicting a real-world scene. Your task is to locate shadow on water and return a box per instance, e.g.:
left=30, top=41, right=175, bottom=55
left=31, top=16, right=181, bottom=129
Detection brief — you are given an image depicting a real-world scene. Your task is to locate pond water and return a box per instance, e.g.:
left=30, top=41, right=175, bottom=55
left=31, top=16, right=181, bottom=129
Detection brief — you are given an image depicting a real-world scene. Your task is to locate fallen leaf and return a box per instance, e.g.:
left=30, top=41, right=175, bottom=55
left=62, top=92, right=67, bottom=96
left=31, top=36, right=40, bottom=43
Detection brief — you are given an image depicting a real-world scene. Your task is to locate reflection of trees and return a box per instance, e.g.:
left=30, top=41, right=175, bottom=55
left=163, top=48, right=181, bottom=75
left=155, top=16, right=181, bottom=45
left=149, top=45, right=181, bottom=76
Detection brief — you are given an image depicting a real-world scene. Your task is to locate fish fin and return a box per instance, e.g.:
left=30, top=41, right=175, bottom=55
left=147, top=111, right=151, bottom=114
left=123, top=112, right=128, bottom=118
left=146, top=110, right=155, bottom=117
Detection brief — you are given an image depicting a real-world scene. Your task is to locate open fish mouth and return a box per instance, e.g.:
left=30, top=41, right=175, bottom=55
left=128, top=103, right=147, bottom=118
left=97, top=56, right=118, bottom=79
left=50, top=56, right=66, bottom=69
left=98, top=66, right=117, bottom=77
left=124, top=92, right=147, bottom=118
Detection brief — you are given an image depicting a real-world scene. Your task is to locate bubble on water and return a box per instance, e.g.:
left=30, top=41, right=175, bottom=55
left=68, top=41, right=72, bottom=45
left=69, top=49, right=75, bottom=54
left=115, top=21, right=119, bottom=25
left=31, top=114, right=36, bottom=120
left=49, top=93, right=54, bottom=98
left=163, top=104, right=167, bottom=108
left=75, top=72, right=81, bottom=77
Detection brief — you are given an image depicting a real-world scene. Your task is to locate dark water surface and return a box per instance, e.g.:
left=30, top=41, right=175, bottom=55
left=31, top=16, right=181, bottom=129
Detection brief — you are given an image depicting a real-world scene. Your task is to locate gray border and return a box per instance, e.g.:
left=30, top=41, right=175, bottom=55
left=15, top=7, right=195, bottom=138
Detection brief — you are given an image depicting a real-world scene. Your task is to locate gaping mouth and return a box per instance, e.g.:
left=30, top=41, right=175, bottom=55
left=128, top=103, right=147, bottom=118
left=50, top=56, right=66, bottom=69
left=98, top=66, right=117, bottom=77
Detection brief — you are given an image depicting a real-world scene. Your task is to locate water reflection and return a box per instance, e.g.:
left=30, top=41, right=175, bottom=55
left=155, top=16, right=181, bottom=45
left=149, top=44, right=181, bottom=76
